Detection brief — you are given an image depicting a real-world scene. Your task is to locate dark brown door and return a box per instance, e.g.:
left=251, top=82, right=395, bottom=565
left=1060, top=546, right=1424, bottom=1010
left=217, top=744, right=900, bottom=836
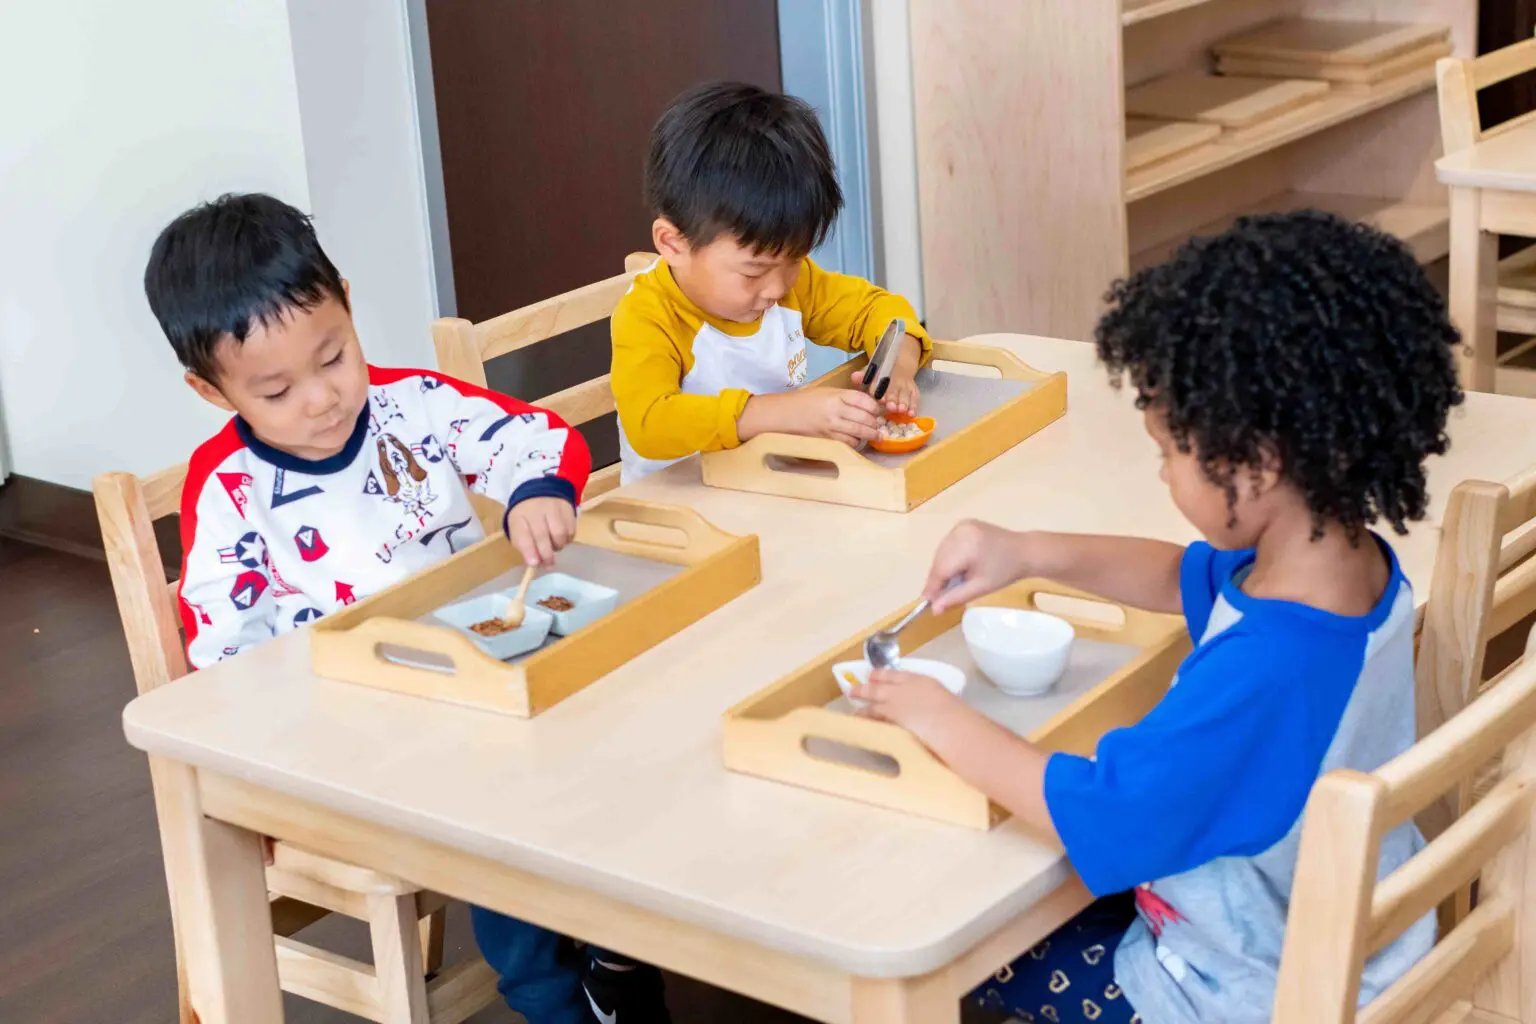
left=425, top=1, right=782, bottom=468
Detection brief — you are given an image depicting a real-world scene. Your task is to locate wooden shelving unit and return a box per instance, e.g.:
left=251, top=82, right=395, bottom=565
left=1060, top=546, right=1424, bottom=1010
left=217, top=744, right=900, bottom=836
left=907, top=0, right=1477, bottom=342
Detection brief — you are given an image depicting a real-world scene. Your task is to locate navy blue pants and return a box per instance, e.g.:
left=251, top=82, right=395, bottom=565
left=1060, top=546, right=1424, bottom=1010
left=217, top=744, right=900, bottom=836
left=970, top=895, right=1140, bottom=1024
left=470, top=907, right=619, bottom=1024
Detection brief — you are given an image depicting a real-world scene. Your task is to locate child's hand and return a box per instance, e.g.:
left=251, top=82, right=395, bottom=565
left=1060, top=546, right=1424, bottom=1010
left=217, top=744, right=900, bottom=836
left=503, top=496, right=577, bottom=567
left=796, top=388, right=884, bottom=447
left=924, top=519, right=1031, bottom=613
left=851, top=334, right=924, bottom=417
left=854, top=668, right=970, bottom=750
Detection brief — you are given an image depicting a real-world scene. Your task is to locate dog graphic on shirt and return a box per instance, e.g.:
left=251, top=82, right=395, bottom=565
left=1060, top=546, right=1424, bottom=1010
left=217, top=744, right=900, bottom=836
left=375, top=434, right=435, bottom=521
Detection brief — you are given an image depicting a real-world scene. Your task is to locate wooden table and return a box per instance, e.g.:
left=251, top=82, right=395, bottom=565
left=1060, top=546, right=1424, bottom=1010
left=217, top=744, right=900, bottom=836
left=1437, top=116, right=1536, bottom=393
left=122, top=335, right=1536, bottom=1023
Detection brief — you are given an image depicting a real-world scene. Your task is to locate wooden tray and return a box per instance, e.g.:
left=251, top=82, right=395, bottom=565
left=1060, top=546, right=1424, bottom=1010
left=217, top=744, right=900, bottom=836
left=1213, top=19, right=1450, bottom=66
left=1126, top=117, right=1222, bottom=171
left=1125, top=73, right=1331, bottom=130
left=699, top=340, right=1067, bottom=512
left=722, top=580, right=1190, bottom=828
left=309, top=498, right=761, bottom=717
left=1216, top=40, right=1452, bottom=88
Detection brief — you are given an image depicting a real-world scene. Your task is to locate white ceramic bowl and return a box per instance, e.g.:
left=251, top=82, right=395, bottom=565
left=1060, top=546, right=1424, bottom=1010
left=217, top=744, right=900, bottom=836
left=832, top=657, right=968, bottom=709
left=433, top=593, right=554, bottom=660
left=525, top=572, right=619, bottom=636
left=963, top=608, right=1075, bottom=696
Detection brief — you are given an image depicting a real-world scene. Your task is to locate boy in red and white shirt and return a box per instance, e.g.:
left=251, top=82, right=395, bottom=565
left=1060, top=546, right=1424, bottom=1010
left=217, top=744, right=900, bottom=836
left=145, top=193, right=663, bottom=1023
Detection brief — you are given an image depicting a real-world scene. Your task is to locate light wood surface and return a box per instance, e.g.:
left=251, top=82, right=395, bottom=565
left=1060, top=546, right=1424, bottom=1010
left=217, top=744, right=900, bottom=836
left=1125, top=117, right=1222, bottom=171
left=912, top=0, right=1473, bottom=340
left=308, top=498, right=761, bottom=717
left=701, top=341, right=1067, bottom=511
left=723, top=579, right=1187, bottom=829
left=123, top=337, right=1536, bottom=1003
left=1436, top=40, right=1536, bottom=395
left=1217, top=40, right=1453, bottom=87
left=1126, top=73, right=1332, bottom=129
left=1127, top=65, right=1438, bottom=201
left=1275, top=628, right=1536, bottom=1024
left=95, top=458, right=503, bottom=1020
left=1214, top=19, right=1451, bottom=66
left=908, top=0, right=1127, bottom=340
left=1437, top=119, right=1536, bottom=192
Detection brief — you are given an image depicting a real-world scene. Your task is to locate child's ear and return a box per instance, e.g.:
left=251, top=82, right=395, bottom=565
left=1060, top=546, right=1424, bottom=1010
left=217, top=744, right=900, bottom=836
left=185, top=371, right=235, bottom=413
left=652, top=218, right=689, bottom=263
left=342, top=278, right=351, bottom=302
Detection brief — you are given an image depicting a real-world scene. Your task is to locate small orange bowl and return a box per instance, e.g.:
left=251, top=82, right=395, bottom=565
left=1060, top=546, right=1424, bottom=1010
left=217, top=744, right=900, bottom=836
left=869, top=415, right=936, bottom=454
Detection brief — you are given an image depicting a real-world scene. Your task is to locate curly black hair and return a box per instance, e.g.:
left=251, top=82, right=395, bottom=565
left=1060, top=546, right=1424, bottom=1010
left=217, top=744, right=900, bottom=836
left=1095, top=210, right=1463, bottom=538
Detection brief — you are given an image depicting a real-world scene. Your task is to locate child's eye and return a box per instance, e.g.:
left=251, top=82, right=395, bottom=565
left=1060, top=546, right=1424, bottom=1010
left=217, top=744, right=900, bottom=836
left=262, top=388, right=290, bottom=402
left=324, top=350, right=345, bottom=367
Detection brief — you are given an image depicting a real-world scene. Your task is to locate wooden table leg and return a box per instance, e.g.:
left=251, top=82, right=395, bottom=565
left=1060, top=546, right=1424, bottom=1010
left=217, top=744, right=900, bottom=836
left=1449, top=185, right=1499, bottom=393
left=153, top=756, right=284, bottom=1023
left=851, top=970, right=959, bottom=1024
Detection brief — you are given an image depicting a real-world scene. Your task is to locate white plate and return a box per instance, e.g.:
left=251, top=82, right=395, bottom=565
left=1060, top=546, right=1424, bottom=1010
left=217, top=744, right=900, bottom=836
left=525, top=573, right=619, bottom=636
left=831, top=657, right=967, bottom=709
left=433, top=592, right=554, bottom=659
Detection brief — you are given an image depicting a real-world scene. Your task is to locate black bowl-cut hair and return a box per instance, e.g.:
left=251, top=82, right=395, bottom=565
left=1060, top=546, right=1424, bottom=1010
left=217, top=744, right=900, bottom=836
left=1095, top=209, right=1463, bottom=539
left=645, top=81, right=843, bottom=257
left=144, top=192, right=348, bottom=382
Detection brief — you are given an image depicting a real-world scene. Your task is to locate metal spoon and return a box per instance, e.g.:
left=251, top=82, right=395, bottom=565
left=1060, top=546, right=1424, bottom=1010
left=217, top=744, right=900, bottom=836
left=863, top=576, right=963, bottom=670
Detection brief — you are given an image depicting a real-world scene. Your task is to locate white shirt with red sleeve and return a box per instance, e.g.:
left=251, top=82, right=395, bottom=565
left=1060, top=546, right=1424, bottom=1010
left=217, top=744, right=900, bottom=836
left=177, top=365, right=591, bottom=670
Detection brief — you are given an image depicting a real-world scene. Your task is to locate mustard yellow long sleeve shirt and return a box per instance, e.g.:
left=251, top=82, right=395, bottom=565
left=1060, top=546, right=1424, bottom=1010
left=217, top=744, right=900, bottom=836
left=611, top=257, right=930, bottom=482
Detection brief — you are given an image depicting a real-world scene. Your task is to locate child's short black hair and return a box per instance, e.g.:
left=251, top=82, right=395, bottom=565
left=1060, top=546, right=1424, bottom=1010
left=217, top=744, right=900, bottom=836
left=144, top=192, right=348, bottom=382
left=645, top=81, right=843, bottom=257
left=1095, top=210, right=1463, bottom=537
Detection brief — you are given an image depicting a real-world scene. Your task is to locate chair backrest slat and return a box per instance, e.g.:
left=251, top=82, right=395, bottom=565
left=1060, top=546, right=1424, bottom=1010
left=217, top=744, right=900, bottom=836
left=429, top=254, right=657, bottom=509
left=1437, top=39, right=1536, bottom=155
left=94, top=470, right=189, bottom=694
left=1275, top=629, right=1536, bottom=1024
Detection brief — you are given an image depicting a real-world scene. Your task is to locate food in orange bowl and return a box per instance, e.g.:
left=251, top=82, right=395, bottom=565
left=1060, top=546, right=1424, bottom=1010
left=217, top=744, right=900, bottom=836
left=869, top=414, right=935, bottom=454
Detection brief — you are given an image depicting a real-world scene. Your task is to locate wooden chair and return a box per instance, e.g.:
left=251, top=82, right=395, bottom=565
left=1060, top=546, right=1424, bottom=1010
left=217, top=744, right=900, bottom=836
left=1435, top=39, right=1536, bottom=395
left=1273, top=622, right=1536, bottom=1024
left=432, top=253, right=657, bottom=512
left=93, top=466, right=500, bottom=1024
left=1417, top=475, right=1536, bottom=843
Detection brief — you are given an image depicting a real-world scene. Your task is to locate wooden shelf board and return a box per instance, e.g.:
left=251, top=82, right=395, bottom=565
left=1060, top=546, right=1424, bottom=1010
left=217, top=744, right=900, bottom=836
left=1129, top=191, right=1450, bottom=272
left=1122, top=0, right=1224, bottom=27
left=1125, top=65, right=1437, bottom=202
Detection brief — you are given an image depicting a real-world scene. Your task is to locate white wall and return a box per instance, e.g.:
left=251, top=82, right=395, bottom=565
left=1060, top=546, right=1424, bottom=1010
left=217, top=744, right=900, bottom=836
left=0, top=0, right=312, bottom=489
left=286, top=0, right=440, bottom=370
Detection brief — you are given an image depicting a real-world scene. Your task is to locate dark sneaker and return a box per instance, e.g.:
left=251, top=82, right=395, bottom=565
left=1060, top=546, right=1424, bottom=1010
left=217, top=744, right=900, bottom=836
left=582, top=955, right=671, bottom=1024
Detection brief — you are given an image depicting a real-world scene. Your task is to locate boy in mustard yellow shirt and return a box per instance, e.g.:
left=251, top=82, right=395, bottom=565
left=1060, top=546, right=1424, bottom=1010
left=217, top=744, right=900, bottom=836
left=612, top=81, right=932, bottom=483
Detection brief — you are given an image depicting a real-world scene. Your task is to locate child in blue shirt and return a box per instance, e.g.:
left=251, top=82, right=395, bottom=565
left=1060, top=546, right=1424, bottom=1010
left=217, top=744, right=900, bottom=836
left=853, top=211, right=1464, bottom=1024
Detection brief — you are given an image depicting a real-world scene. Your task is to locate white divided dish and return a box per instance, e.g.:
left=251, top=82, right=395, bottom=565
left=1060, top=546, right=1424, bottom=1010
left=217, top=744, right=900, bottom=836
left=963, top=608, right=1075, bottom=696
left=832, top=657, right=968, bottom=710
left=433, top=592, right=554, bottom=660
left=525, top=572, right=619, bottom=636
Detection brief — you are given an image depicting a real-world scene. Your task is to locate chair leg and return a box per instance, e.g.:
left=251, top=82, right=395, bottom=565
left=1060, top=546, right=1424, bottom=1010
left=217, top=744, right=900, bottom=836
left=368, top=892, right=431, bottom=1024
left=420, top=903, right=447, bottom=974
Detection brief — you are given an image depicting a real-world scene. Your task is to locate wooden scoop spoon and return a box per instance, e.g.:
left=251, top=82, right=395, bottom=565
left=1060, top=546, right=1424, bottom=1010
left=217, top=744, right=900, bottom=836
left=502, top=564, right=538, bottom=628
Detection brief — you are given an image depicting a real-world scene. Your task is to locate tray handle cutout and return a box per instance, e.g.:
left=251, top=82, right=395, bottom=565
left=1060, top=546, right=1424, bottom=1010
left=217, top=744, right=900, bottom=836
left=780, top=707, right=967, bottom=790
left=577, top=497, right=731, bottom=565
left=326, top=616, right=494, bottom=678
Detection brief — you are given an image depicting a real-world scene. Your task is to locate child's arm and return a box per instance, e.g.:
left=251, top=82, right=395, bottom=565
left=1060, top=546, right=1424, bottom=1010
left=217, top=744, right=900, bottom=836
left=612, top=308, right=885, bottom=454
left=924, top=519, right=1186, bottom=616
left=860, top=632, right=1326, bottom=896
left=795, top=258, right=931, bottom=415
left=177, top=474, right=280, bottom=670
left=403, top=370, right=591, bottom=565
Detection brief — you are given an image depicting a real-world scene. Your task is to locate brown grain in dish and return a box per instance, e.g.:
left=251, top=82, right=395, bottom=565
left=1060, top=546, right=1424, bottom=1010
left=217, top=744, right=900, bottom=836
left=538, top=595, right=575, bottom=612
left=469, top=618, right=512, bottom=637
